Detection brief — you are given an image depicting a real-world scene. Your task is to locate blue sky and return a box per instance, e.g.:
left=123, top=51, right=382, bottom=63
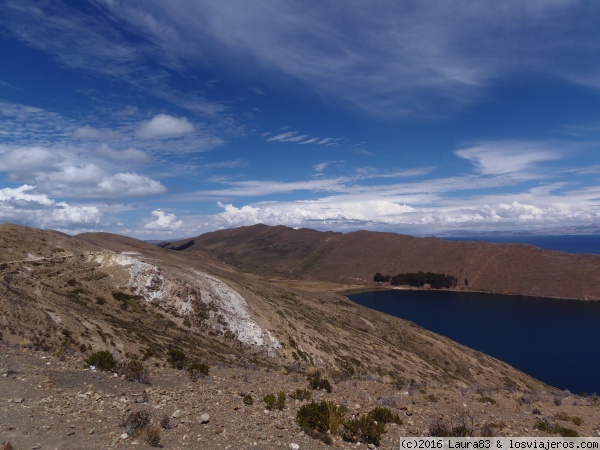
left=1, top=0, right=600, bottom=238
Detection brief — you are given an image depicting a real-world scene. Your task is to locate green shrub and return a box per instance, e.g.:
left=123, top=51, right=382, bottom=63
left=478, top=396, right=497, bottom=405
left=308, top=373, right=332, bottom=393
left=296, top=401, right=330, bottom=433
left=243, top=393, right=254, bottom=405
left=368, top=406, right=403, bottom=425
left=341, top=415, right=385, bottom=446
left=186, top=360, right=209, bottom=381
left=264, top=393, right=276, bottom=410
left=276, top=391, right=286, bottom=411
left=571, top=416, right=583, bottom=426
left=290, top=388, right=312, bottom=401
left=85, top=350, right=117, bottom=371
left=119, top=359, right=150, bottom=384
left=534, top=419, right=579, bottom=437
left=166, top=348, right=186, bottom=370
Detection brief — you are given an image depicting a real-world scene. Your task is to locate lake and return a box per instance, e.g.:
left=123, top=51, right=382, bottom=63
left=443, top=234, right=600, bottom=255
left=348, top=289, right=600, bottom=394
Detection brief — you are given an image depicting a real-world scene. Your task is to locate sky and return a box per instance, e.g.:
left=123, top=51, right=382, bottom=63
left=1, top=0, right=600, bottom=238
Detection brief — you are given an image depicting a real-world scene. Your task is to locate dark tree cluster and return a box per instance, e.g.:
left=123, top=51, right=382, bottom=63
left=374, top=271, right=458, bottom=289
left=373, top=272, right=391, bottom=283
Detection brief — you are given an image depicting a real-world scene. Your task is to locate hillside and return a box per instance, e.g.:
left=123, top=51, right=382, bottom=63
left=177, top=224, right=600, bottom=300
left=2, top=223, right=598, bottom=448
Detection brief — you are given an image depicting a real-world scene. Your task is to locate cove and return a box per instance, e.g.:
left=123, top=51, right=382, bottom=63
left=347, top=289, right=600, bottom=394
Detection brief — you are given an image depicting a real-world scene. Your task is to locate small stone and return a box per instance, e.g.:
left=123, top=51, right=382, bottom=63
left=14, top=398, right=24, bottom=404
left=289, top=444, right=300, bottom=450
left=172, top=409, right=181, bottom=418
left=298, top=431, right=305, bottom=437
left=0, top=442, right=14, bottom=450
left=368, top=444, right=376, bottom=449
left=200, top=413, right=210, bottom=424
left=120, top=433, right=129, bottom=440
left=88, top=429, right=95, bottom=435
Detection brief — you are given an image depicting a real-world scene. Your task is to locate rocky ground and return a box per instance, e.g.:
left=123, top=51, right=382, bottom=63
left=1, top=346, right=600, bottom=450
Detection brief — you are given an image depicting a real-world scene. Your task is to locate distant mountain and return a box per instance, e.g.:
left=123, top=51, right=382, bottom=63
left=173, top=224, right=600, bottom=300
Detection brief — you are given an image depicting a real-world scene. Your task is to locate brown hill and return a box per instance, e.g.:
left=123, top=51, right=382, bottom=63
left=179, top=224, right=600, bottom=300
left=0, top=223, right=544, bottom=392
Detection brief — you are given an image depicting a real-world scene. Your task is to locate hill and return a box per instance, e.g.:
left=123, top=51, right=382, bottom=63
left=178, top=224, right=600, bottom=300
left=2, top=223, right=598, bottom=447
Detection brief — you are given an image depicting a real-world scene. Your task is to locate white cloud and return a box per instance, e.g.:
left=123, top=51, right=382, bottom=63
left=97, top=144, right=150, bottom=162
left=0, top=184, right=101, bottom=229
left=0, top=146, right=62, bottom=179
left=137, top=114, right=195, bottom=139
left=143, top=209, right=184, bottom=231
left=73, top=125, right=121, bottom=140
left=455, top=141, right=564, bottom=175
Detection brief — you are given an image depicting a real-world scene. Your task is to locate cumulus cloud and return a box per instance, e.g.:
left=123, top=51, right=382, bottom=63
left=0, top=146, right=62, bottom=179
left=137, top=114, right=195, bottom=139
left=0, top=184, right=101, bottom=229
left=33, top=164, right=166, bottom=199
left=143, top=209, right=184, bottom=231
left=212, top=195, right=600, bottom=233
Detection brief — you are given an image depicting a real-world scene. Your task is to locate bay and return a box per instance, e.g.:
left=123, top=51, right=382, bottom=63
left=348, top=289, right=600, bottom=394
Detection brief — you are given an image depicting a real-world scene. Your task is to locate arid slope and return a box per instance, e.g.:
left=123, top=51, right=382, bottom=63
left=178, top=224, right=600, bottom=300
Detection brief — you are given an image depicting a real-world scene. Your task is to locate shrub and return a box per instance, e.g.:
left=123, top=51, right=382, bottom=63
left=243, top=393, right=254, bottom=405
left=308, top=373, right=332, bottom=393
left=122, top=410, right=151, bottom=436
left=534, top=419, right=579, bottom=437
left=296, top=401, right=330, bottom=433
left=327, top=401, right=347, bottom=435
left=289, top=388, right=312, bottom=401
left=119, top=359, right=150, bottom=384
left=160, top=415, right=174, bottom=430
left=276, top=391, right=286, bottom=411
left=85, top=350, right=117, bottom=371
left=572, top=416, right=583, bottom=426
left=429, top=416, right=473, bottom=437
left=145, top=424, right=161, bottom=447
left=341, top=415, right=385, bottom=446
left=264, top=393, right=276, bottom=410
left=186, top=360, right=209, bottom=381
left=368, top=406, right=403, bottom=425
left=166, top=348, right=186, bottom=370
left=478, top=396, right=497, bottom=405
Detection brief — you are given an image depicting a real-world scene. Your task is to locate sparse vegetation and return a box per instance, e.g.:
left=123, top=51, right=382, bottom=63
left=243, top=393, right=254, bottom=405
left=122, top=410, right=151, bottom=437
left=308, top=372, right=332, bottom=393
left=534, top=418, right=579, bottom=437
left=341, top=415, right=386, bottom=446
left=166, top=348, right=186, bottom=370
left=144, top=423, right=161, bottom=447
left=85, top=350, right=117, bottom=371
left=368, top=406, right=403, bottom=425
left=186, top=360, right=209, bottom=381
left=264, top=393, right=276, bottom=410
left=289, top=388, right=312, bottom=401
left=119, top=359, right=150, bottom=384
left=478, top=395, right=497, bottom=404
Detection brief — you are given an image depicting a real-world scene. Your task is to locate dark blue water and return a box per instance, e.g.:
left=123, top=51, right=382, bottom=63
left=349, top=288, right=600, bottom=394
left=443, top=235, right=600, bottom=255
